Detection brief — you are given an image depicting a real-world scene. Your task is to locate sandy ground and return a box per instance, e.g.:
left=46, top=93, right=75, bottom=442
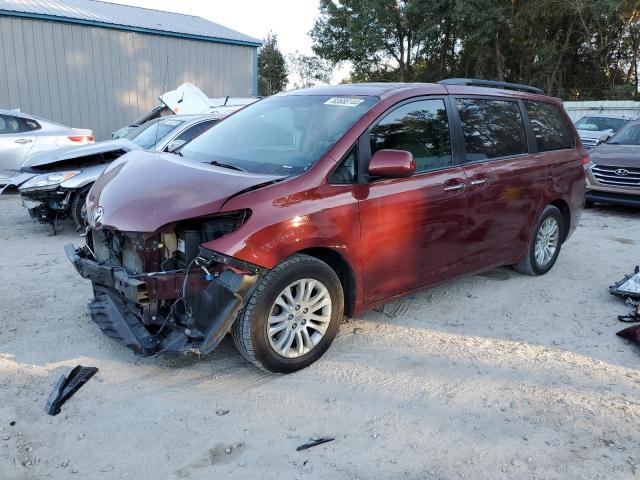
left=0, top=193, right=639, bottom=480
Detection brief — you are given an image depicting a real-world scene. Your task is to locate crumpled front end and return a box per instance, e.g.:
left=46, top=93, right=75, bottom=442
left=66, top=216, right=263, bottom=357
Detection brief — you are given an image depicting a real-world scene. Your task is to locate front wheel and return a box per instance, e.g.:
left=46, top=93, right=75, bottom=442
left=71, top=185, right=92, bottom=231
left=513, top=205, right=564, bottom=276
left=232, top=254, right=344, bottom=373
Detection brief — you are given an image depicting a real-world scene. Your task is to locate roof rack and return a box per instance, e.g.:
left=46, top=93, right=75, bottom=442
left=437, top=78, right=544, bottom=95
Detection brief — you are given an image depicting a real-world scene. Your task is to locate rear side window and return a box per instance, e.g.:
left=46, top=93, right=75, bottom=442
left=20, top=118, right=41, bottom=132
left=0, top=114, right=21, bottom=134
left=370, top=99, right=452, bottom=173
left=456, top=98, right=527, bottom=161
left=524, top=101, right=574, bottom=152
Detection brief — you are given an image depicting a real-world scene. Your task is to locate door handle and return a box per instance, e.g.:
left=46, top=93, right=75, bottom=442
left=470, top=179, right=487, bottom=186
left=444, top=183, right=466, bottom=192
left=14, top=139, right=33, bottom=144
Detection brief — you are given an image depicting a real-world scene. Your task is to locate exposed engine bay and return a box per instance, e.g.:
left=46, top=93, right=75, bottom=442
left=66, top=210, right=263, bottom=356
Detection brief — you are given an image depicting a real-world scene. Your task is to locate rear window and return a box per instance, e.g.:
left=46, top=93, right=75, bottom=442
left=574, top=116, right=628, bottom=132
left=456, top=98, right=527, bottom=161
left=525, top=101, right=574, bottom=152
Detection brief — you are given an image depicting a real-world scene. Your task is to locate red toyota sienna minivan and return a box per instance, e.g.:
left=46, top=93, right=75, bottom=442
left=67, top=79, right=587, bottom=372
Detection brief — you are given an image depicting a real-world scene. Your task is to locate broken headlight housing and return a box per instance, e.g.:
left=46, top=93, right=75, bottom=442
left=163, top=210, right=251, bottom=269
left=20, top=171, right=81, bottom=190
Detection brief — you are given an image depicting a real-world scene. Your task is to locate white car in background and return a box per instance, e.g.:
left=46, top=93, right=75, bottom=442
left=0, top=109, right=93, bottom=185
left=574, top=114, right=636, bottom=150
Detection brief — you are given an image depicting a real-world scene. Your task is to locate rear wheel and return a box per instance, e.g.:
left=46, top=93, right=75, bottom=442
left=232, top=254, right=343, bottom=373
left=513, top=205, right=564, bottom=276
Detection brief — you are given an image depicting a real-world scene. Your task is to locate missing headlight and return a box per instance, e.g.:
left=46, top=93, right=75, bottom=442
left=174, top=210, right=250, bottom=268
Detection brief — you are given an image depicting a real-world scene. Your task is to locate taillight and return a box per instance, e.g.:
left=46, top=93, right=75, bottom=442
left=67, top=135, right=94, bottom=143
left=581, top=154, right=590, bottom=166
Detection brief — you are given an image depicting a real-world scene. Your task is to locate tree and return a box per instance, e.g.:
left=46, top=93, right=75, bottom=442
left=311, top=0, right=640, bottom=99
left=311, top=0, right=431, bottom=82
left=258, top=32, right=288, bottom=96
left=288, top=51, right=332, bottom=89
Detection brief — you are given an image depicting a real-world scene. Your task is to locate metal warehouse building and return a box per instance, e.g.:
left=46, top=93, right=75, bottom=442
left=0, top=0, right=260, bottom=139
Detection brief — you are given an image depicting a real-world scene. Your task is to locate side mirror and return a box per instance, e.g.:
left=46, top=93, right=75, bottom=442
left=599, top=133, right=612, bottom=143
left=368, top=149, right=415, bottom=178
left=165, top=139, right=186, bottom=153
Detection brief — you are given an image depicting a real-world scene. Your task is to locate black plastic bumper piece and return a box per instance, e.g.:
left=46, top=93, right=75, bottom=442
left=46, top=366, right=98, bottom=416
left=89, top=286, right=160, bottom=356
left=586, top=190, right=640, bottom=207
left=65, top=243, right=260, bottom=357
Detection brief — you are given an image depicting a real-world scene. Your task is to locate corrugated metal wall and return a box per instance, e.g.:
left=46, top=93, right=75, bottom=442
left=0, top=16, right=256, bottom=139
left=563, top=100, right=640, bottom=123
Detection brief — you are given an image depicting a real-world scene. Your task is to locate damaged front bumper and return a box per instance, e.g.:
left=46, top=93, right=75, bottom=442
left=65, top=244, right=261, bottom=357
left=21, top=187, right=71, bottom=222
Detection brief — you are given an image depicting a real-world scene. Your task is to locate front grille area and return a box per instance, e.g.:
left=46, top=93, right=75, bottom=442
left=90, top=229, right=146, bottom=274
left=591, top=164, right=640, bottom=189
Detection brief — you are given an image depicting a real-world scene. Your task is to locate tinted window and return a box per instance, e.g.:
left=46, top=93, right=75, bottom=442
left=173, top=120, right=217, bottom=143
left=525, top=101, right=574, bottom=152
left=457, top=98, right=527, bottom=160
left=370, top=99, right=452, bottom=173
left=20, top=118, right=41, bottom=132
left=0, top=114, right=21, bottom=134
left=329, top=147, right=357, bottom=184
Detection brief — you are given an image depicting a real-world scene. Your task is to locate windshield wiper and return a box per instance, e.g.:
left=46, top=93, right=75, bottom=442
left=208, top=160, right=246, bottom=172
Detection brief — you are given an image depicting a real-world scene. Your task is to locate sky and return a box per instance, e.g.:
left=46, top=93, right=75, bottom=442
left=108, top=0, right=350, bottom=86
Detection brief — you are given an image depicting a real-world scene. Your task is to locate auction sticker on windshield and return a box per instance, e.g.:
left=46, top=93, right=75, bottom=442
left=324, top=97, right=365, bottom=107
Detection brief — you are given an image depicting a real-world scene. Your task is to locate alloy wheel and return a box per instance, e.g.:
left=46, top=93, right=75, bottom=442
left=267, top=278, right=332, bottom=358
left=534, top=217, right=559, bottom=268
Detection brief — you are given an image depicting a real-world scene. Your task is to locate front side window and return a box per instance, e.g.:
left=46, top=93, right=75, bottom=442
left=0, top=114, right=21, bottom=134
left=457, top=98, right=527, bottom=161
left=370, top=99, right=452, bottom=173
left=525, top=101, right=574, bottom=152
left=607, top=122, right=640, bottom=145
left=178, top=95, right=378, bottom=175
left=329, top=147, right=357, bottom=184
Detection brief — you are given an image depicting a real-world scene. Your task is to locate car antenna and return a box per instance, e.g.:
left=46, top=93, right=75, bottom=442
left=154, top=55, right=170, bottom=148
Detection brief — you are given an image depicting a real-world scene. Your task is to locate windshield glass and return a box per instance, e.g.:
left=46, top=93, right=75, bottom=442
left=178, top=95, right=378, bottom=175
left=607, top=122, right=640, bottom=145
left=575, top=116, right=629, bottom=132
left=127, top=118, right=185, bottom=149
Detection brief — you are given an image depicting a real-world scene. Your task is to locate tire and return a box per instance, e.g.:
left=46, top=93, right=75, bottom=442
left=232, top=254, right=344, bottom=373
left=513, top=205, right=564, bottom=276
left=70, top=186, right=91, bottom=231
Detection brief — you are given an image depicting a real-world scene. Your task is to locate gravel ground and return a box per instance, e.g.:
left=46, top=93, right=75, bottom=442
left=0, top=193, right=639, bottom=480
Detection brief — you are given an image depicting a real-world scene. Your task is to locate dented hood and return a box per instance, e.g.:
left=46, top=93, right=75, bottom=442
left=87, top=150, right=283, bottom=232
left=22, top=140, right=139, bottom=171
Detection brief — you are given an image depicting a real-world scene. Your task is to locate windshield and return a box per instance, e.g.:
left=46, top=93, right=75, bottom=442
left=178, top=95, right=378, bottom=175
left=607, top=122, right=640, bottom=145
left=126, top=118, right=185, bottom=149
left=575, top=116, right=629, bottom=132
